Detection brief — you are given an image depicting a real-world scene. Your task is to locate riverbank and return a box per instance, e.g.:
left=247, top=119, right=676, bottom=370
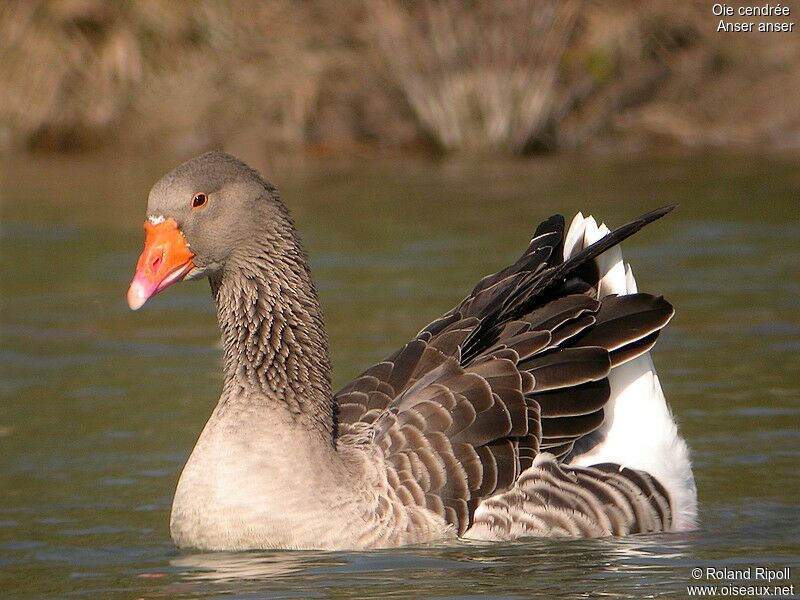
left=2, top=1, right=799, bottom=158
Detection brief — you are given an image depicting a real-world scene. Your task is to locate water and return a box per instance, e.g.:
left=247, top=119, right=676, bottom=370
left=1, top=152, right=798, bottom=598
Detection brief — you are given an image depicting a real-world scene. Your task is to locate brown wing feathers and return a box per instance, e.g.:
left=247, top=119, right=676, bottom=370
left=334, top=207, right=675, bottom=535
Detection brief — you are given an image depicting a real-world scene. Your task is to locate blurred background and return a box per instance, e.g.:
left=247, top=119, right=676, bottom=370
left=1, top=2, right=799, bottom=599
left=1, top=0, right=800, bottom=158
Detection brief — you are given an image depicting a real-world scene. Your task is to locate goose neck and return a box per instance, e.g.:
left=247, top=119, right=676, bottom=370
left=210, top=240, right=335, bottom=442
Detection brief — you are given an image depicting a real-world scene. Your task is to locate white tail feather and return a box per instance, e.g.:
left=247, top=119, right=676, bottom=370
left=565, top=213, right=698, bottom=531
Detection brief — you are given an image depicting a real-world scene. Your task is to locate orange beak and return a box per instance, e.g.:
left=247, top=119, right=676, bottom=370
left=127, top=218, right=195, bottom=310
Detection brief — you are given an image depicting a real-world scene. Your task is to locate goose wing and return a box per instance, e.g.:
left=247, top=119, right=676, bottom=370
left=334, top=207, right=675, bottom=536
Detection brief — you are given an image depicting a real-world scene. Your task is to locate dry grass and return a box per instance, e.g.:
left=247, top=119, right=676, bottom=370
left=369, top=0, right=579, bottom=153
left=1, top=0, right=798, bottom=156
left=0, top=1, right=213, bottom=148
left=0, top=0, right=348, bottom=152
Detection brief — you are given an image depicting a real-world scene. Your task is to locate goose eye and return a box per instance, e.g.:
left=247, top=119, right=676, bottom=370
left=191, top=193, right=208, bottom=210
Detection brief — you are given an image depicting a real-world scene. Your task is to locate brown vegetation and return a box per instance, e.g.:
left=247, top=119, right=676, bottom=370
left=369, top=0, right=579, bottom=153
left=1, top=0, right=799, bottom=156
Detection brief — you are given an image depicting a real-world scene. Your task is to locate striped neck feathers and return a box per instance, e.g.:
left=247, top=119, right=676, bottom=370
left=209, top=221, right=334, bottom=442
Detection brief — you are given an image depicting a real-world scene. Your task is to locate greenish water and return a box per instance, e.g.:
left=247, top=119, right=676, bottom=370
left=1, top=153, right=798, bottom=599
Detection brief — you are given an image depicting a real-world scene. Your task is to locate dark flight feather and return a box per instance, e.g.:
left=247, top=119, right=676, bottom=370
left=333, top=207, right=675, bottom=536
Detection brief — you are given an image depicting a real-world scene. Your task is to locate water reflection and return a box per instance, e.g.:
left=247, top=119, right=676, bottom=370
left=164, top=535, right=696, bottom=599
left=171, top=550, right=326, bottom=581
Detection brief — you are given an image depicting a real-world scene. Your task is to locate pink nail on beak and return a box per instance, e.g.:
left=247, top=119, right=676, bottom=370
left=127, top=218, right=195, bottom=310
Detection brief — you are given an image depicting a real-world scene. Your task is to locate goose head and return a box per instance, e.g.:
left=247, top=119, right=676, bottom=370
left=127, top=152, right=280, bottom=310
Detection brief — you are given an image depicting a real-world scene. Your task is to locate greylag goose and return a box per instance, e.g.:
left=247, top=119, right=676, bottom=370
left=127, top=152, right=697, bottom=550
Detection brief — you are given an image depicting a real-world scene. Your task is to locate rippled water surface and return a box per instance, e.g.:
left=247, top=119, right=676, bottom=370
left=1, top=153, right=798, bottom=598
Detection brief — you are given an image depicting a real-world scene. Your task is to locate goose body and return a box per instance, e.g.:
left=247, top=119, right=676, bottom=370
left=128, top=152, right=697, bottom=550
